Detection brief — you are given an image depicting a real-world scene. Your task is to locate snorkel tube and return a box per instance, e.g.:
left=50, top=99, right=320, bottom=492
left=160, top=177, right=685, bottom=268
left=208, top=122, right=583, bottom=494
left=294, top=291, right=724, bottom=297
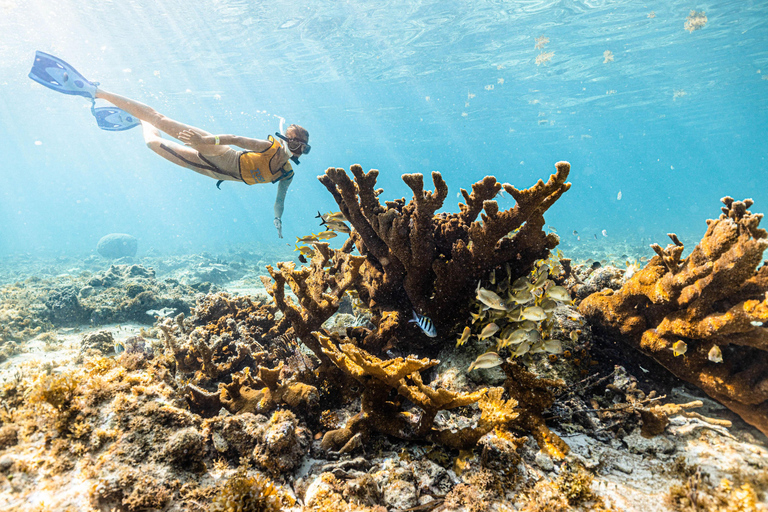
left=275, top=132, right=309, bottom=165
left=274, top=132, right=301, bottom=165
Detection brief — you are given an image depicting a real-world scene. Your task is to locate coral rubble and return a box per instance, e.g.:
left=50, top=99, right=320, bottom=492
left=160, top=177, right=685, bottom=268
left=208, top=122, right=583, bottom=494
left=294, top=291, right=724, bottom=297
left=580, top=197, right=768, bottom=436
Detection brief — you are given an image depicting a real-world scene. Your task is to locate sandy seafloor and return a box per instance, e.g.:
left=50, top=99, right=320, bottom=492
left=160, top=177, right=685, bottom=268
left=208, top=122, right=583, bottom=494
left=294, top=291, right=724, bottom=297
left=0, top=245, right=766, bottom=512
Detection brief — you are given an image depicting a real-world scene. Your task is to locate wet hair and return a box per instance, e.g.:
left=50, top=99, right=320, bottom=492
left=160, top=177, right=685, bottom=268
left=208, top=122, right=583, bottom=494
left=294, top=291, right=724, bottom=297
left=287, top=124, right=309, bottom=143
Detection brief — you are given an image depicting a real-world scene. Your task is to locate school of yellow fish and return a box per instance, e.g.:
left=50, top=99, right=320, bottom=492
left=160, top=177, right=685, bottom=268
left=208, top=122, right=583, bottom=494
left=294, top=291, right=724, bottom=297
left=294, top=211, right=351, bottom=259
left=462, top=255, right=576, bottom=370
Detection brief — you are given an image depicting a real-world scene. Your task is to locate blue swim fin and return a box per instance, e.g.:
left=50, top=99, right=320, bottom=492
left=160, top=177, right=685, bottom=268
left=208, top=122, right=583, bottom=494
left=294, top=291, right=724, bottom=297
left=28, top=51, right=99, bottom=99
left=91, top=105, right=140, bottom=131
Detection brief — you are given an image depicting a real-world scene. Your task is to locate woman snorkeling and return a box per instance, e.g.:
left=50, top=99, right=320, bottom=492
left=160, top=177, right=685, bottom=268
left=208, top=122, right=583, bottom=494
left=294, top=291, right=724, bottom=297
left=28, top=51, right=309, bottom=238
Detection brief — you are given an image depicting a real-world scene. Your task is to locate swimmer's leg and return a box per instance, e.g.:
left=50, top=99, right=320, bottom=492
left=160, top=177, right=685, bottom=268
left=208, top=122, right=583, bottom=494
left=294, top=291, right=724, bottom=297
left=141, top=121, right=220, bottom=176
left=96, top=89, right=227, bottom=155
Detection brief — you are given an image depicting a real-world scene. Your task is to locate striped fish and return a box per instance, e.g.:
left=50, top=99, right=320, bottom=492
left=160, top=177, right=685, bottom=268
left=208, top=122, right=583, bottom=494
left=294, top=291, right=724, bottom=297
left=410, top=310, right=437, bottom=337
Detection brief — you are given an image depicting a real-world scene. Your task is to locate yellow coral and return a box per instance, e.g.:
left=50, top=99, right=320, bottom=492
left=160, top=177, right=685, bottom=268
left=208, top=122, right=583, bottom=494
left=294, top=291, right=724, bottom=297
left=210, top=469, right=293, bottom=512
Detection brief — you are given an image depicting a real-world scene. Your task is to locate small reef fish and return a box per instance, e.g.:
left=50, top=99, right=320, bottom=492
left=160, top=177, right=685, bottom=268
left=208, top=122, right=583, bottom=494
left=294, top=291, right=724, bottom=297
left=512, top=341, right=531, bottom=358
left=316, top=210, right=345, bottom=222
left=509, top=288, right=533, bottom=304
left=320, top=218, right=351, bottom=233
left=506, top=306, right=523, bottom=322
left=617, top=190, right=622, bottom=200
left=570, top=330, right=580, bottom=342
left=708, top=345, right=723, bottom=363
left=531, top=270, right=548, bottom=289
left=476, top=282, right=507, bottom=310
left=540, top=298, right=557, bottom=313
left=672, top=340, right=688, bottom=357
left=526, top=329, right=542, bottom=343
left=501, top=328, right=528, bottom=347
left=521, top=306, right=547, bottom=321
left=543, top=339, right=563, bottom=354
left=315, top=230, right=338, bottom=240
left=545, top=286, right=571, bottom=302
left=456, top=326, right=471, bottom=347
left=296, top=235, right=319, bottom=243
left=114, top=340, right=126, bottom=354
left=511, top=277, right=532, bottom=292
left=410, top=310, right=437, bottom=337
left=468, top=352, right=504, bottom=372
left=478, top=322, right=500, bottom=340
left=295, top=244, right=315, bottom=256
left=602, top=229, right=608, bottom=237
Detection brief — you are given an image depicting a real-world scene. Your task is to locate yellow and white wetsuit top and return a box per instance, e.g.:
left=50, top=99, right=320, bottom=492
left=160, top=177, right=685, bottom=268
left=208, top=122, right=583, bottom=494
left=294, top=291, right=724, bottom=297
left=239, top=135, right=294, bottom=185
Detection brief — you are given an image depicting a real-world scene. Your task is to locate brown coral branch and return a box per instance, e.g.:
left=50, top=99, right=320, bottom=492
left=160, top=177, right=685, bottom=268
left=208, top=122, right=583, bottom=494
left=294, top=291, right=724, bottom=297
left=580, top=197, right=768, bottom=436
left=261, top=244, right=364, bottom=360
left=502, top=360, right=569, bottom=458
left=316, top=332, right=490, bottom=448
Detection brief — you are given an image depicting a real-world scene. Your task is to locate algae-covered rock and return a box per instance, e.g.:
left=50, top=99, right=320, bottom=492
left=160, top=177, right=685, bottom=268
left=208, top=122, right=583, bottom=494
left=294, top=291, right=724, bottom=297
left=45, top=285, right=88, bottom=326
left=80, top=330, right=115, bottom=354
left=163, top=427, right=205, bottom=470
left=97, top=233, right=138, bottom=259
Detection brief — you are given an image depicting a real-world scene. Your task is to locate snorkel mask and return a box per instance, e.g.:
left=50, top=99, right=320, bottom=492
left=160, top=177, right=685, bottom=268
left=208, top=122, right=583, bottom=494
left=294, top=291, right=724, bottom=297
left=275, top=132, right=311, bottom=164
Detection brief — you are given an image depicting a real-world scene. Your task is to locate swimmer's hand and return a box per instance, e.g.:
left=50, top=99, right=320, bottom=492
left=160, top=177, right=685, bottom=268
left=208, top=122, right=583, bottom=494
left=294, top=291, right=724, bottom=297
left=178, top=129, right=207, bottom=146
left=274, top=217, right=283, bottom=238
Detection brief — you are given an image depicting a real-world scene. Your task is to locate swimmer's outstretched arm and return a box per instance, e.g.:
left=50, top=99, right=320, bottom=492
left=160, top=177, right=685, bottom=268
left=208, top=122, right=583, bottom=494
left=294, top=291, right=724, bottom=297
left=178, top=130, right=271, bottom=152
left=273, top=177, right=292, bottom=239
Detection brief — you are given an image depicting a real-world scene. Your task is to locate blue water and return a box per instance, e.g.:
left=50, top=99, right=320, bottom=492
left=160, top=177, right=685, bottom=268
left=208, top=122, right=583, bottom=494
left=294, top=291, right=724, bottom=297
left=1, top=0, right=767, bottom=258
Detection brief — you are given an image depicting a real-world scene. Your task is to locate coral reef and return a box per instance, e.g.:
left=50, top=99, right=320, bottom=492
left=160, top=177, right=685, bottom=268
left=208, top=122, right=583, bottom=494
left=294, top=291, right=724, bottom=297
left=305, top=162, right=571, bottom=351
left=0, top=263, right=197, bottom=343
left=156, top=292, right=318, bottom=418
left=580, top=198, right=768, bottom=436
left=315, top=332, right=516, bottom=451
left=210, top=468, right=293, bottom=512
left=501, top=360, right=569, bottom=458
left=257, top=162, right=576, bottom=461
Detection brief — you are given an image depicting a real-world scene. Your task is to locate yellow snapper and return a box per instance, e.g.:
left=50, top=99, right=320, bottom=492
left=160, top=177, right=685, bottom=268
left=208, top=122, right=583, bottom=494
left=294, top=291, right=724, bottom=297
left=476, top=282, right=507, bottom=310
left=294, top=244, right=315, bottom=256
left=478, top=322, right=500, bottom=339
left=509, top=288, right=533, bottom=304
left=315, top=230, right=338, bottom=240
left=540, top=297, right=558, bottom=313
left=532, top=269, right=549, bottom=288
left=296, top=234, right=319, bottom=243
left=672, top=340, right=687, bottom=357
left=501, top=328, right=528, bottom=346
left=323, top=220, right=351, bottom=233
left=512, top=341, right=531, bottom=357
left=526, top=329, right=542, bottom=343
left=522, top=306, right=547, bottom=321
left=456, top=326, right=471, bottom=347
left=546, top=285, right=571, bottom=302
left=511, top=277, right=532, bottom=292
left=543, top=339, right=563, bottom=354
left=506, top=305, right=523, bottom=322
left=708, top=345, right=723, bottom=363
left=468, top=352, right=504, bottom=372
left=316, top=210, right=346, bottom=222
